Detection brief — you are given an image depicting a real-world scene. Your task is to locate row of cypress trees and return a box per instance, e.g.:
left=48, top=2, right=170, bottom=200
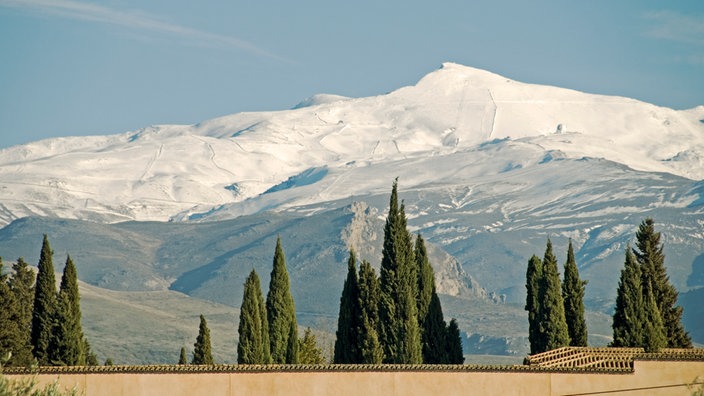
left=611, top=218, right=691, bottom=351
left=184, top=237, right=326, bottom=365
left=526, top=218, right=692, bottom=356
left=525, top=239, right=588, bottom=355
left=334, top=180, right=464, bottom=364
left=0, top=235, right=97, bottom=367
left=236, top=236, right=300, bottom=364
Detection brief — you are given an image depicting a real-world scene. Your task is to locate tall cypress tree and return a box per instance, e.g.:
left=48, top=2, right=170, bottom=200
left=378, top=179, right=422, bottom=363
left=334, top=250, right=361, bottom=363
left=285, top=318, right=299, bottom=364
left=192, top=314, right=214, bottom=365
left=634, top=218, right=691, bottom=348
left=414, top=233, right=450, bottom=364
left=358, top=260, right=383, bottom=364
left=445, top=318, right=464, bottom=364
left=9, top=258, right=35, bottom=333
left=537, top=239, right=570, bottom=353
left=266, top=236, right=298, bottom=363
left=238, top=269, right=270, bottom=364
left=30, top=235, right=57, bottom=365
left=525, top=254, right=543, bottom=355
left=422, top=290, right=448, bottom=363
left=562, top=240, right=588, bottom=347
left=415, top=234, right=434, bottom=330
left=0, top=257, right=24, bottom=367
left=7, top=257, right=35, bottom=366
left=611, top=248, right=646, bottom=347
left=50, top=255, right=86, bottom=366
left=642, top=286, right=667, bottom=353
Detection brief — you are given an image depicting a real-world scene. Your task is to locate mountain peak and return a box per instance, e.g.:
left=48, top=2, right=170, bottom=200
left=0, top=62, right=702, bottom=225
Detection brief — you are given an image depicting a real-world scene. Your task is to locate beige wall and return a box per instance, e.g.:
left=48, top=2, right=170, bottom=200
left=7, top=360, right=704, bottom=396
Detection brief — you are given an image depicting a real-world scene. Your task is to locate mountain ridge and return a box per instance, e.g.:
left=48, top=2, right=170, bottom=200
left=0, top=62, right=702, bottom=225
left=0, top=63, right=702, bottom=361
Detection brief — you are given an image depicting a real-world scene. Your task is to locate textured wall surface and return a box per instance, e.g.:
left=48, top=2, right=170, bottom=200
left=5, top=360, right=704, bottom=396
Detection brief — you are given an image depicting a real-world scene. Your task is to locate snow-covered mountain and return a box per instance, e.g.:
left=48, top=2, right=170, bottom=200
left=1, top=62, right=703, bottom=359
left=1, top=62, right=702, bottom=226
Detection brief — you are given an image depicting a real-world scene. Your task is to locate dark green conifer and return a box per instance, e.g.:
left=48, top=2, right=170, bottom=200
left=238, top=269, right=270, bottom=364
left=378, top=179, right=422, bottom=363
left=537, top=239, right=570, bottom=353
left=178, top=347, right=187, bottom=365
left=422, top=290, right=447, bottom=363
left=0, top=257, right=25, bottom=367
left=334, top=250, right=361, bottom=363
left=50, top=255, right=86, bottom=366
left=634, top=218, right=691, bottom=348
left=30, top=235, right=57, bottom=365
left=562, top=240, right=588, bottom=346
left=285, top=319, right=299, bottom=364
left=192, top=314, right=214, bottom=365
left=525, top=254, right=542, bottom=354
left=415, top=234, right=434, bottom=328
left=357, top=260, right=383, bottom=364
left=266, top=237, right=298, bottom=364
left=642, top=287, right=667, bottom=353
left=445, top=318, right=464, bottom=364
left=6, top=257, right=35, bottom=366
left=611, top=249, right=646, bottom=347
left=104, top=358, right=114, bottom=366
left=298, top=327, right=325, bottom=364
left=9, top=258, right=35, bottom=333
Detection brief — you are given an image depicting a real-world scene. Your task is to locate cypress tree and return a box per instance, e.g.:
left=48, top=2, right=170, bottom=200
left=445, top=318, right=464, bottom=364
left=358, top=260, right=383, bottom=364
left=634, top=218, right=691, bottom=348
left=562, top=240, right=588, bottom=347
left=334, top=250, right=361, bottom=363
left=298, top=327, right=325, bottom=364
left=537, top=239, right=570, bottom=353
left=642, top=287, right=667, bottom=353
left=0, top=257, right=24, bottom=367
left=266, top=236, right=298, bottom=364
left=525, top=254, right=542, bottom=355
left=50, top=255, right=86, bottom=366
left=415, top=234, right=434, bottom=329
left=178, top=347, right=187, bottom=365
left=238, top=269, right=270, bottom=364
left=422, top=290, right=447, bottom=363
left=9, top=258, right=35, bottom=333
left=256, top=270, right=270, bottom=364
left=7, top=257, right=35, bottom=366
left=30, top=235, right=57, bottom=365
left=192, top=314, right=214, bottom=365
left=611, top=249, right=646, bottom=347
left=378, top=179, right=422, bottom=363
left=285, top=318, right=299, bottom=364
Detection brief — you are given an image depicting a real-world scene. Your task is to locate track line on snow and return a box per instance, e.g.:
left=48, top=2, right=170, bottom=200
left=486, top=89, right=497, bottom=139
left=140, top=144, right=163, bottom=182
left=195, top=137, right=237, bottom=178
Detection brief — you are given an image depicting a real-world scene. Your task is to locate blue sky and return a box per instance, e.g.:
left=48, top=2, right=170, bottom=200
left=1, top=1, right=702, bottom=149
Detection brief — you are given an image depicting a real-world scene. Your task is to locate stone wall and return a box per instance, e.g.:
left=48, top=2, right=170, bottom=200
left=5, top=360, right=704, bottom=396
